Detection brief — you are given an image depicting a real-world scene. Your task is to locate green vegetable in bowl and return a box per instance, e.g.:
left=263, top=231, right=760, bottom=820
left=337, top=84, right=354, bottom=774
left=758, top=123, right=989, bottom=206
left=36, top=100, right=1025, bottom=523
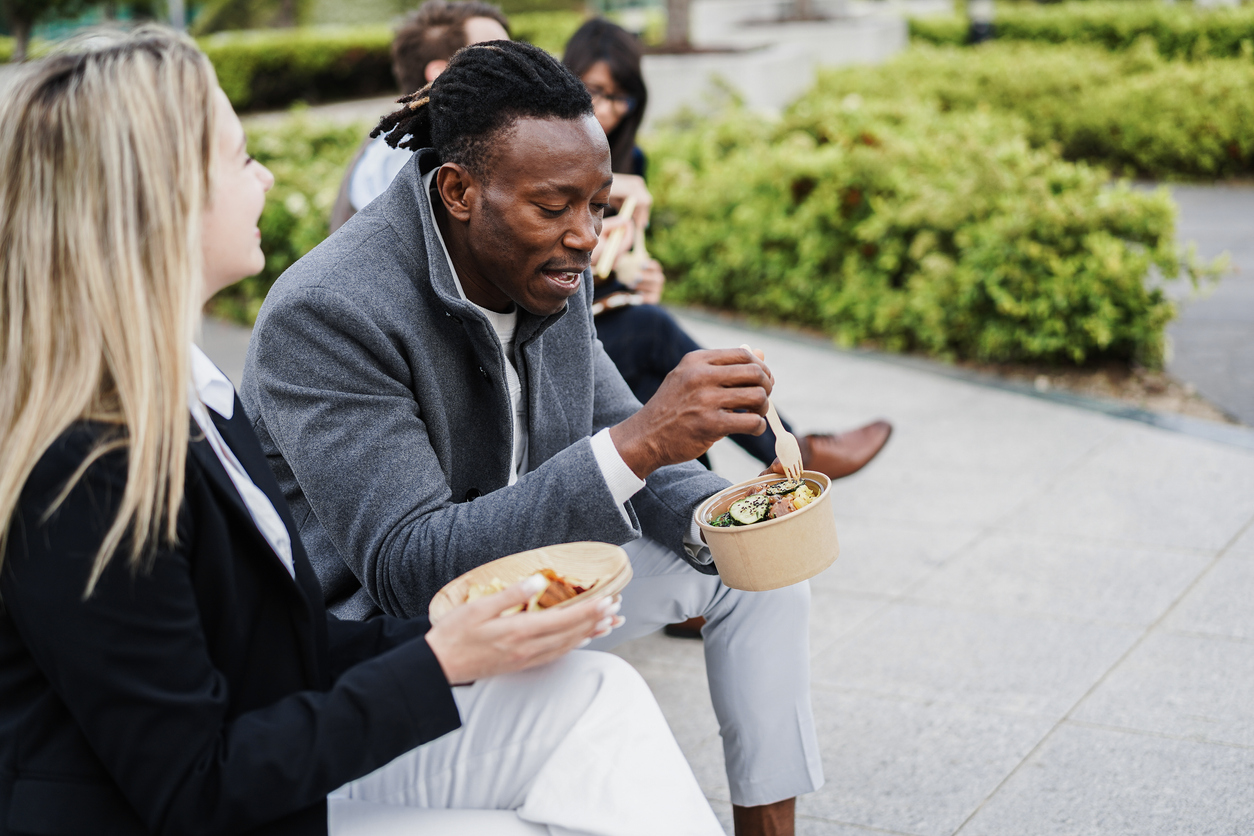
left=764, top=479, right=803, bottom=496
left=729, top=494, right=771, bottom=525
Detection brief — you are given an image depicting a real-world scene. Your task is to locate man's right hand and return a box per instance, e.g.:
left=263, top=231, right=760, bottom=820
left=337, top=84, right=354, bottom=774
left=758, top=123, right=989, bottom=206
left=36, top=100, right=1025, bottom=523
left=609, top=347, right=773, bottom=479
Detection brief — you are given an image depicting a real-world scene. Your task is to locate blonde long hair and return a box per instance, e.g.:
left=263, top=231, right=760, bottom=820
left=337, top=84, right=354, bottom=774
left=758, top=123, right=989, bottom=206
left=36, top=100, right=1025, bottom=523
left=0, top=28, right=217, bottom=595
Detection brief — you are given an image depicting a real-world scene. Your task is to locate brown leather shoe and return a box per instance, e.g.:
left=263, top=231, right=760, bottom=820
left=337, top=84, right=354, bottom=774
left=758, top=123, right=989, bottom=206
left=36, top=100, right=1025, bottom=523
left=663, top=616, right=706, bottom=639
left=799, top=419, right=892, bottom=480
left=733, top=797, right=795, bottom=836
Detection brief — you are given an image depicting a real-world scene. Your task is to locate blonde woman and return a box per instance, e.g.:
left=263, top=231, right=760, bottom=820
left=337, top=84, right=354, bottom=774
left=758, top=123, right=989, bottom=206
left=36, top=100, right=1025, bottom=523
left=0, top=28, right=723, bottom=836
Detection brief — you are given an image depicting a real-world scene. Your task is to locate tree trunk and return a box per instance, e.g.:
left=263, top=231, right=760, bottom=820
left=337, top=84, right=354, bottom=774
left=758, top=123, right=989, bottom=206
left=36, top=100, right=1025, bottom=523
left=665, top=0, right=690, bottom=48
left=791, top=0, right=816, bottom=19
left=274, top=0, right=297, bottom=27
left=11, top=18, right=31, bottom=62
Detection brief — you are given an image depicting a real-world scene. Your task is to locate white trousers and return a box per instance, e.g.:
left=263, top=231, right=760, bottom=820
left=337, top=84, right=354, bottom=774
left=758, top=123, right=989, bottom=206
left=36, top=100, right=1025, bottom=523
left=328, top=651, right=724, bottom=836
left=587, top=537, right=825, bottom=807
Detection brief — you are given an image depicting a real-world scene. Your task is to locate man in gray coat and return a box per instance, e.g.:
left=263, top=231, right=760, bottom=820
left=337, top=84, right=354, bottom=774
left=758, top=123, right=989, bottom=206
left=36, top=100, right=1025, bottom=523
left=242, top=41, right=821, bottom=835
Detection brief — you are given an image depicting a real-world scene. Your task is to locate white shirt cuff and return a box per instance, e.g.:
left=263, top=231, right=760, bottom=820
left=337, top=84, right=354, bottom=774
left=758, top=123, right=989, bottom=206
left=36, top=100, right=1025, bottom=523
left=590, top=428, right=646, bottom=522
left=683, top=518, right=714, bottom=565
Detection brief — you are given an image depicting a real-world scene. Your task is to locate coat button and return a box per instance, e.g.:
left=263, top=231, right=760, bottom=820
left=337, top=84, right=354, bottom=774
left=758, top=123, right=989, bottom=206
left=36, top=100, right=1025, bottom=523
left=478, top=366, right=489, bottom=380
left=464, top=488, right=482, bottom=501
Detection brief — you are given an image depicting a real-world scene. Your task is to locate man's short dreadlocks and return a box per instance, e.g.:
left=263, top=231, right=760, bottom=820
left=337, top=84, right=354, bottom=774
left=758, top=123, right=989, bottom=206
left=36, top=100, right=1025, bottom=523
left=371, top=39, right=594, bottom=180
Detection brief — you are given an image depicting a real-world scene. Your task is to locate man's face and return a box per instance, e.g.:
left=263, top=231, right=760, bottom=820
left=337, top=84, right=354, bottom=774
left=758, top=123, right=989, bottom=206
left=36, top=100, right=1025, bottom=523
left=455, top=114, right=613, bottom=316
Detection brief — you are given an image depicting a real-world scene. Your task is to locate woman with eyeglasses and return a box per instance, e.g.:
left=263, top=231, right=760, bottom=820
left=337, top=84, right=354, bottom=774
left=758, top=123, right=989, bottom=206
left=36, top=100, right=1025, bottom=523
left=562, top=20, right=893, bottom=500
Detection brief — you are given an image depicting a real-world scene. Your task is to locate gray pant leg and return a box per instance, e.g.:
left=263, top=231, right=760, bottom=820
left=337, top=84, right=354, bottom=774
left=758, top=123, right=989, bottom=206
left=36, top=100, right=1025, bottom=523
left=589, top=537, right=825, bottom=807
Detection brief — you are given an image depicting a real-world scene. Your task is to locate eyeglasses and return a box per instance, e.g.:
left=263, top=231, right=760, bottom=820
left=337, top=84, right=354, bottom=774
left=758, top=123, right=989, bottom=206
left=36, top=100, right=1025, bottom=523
left=586, top=85, right=637, bottom=114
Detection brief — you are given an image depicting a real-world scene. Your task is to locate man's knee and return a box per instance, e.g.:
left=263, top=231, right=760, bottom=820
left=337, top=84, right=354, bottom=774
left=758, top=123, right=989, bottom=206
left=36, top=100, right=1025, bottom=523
left=708, top=580, right=811, bottom=631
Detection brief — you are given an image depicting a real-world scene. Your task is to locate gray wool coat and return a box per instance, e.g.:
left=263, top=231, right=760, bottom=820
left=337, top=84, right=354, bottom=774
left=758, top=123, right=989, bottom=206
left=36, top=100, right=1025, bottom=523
left=241, top=149, right=729, bottom=620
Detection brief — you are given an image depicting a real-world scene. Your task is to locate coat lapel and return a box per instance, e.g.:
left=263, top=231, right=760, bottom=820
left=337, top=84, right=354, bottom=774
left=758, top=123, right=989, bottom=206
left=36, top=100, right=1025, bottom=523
left=191, top=402, right=324, bottom=684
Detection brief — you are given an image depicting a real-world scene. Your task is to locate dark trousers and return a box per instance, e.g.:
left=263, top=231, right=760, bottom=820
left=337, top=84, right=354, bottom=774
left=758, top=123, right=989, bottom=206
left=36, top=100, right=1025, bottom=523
left=594, top=303, right=792, bottom=467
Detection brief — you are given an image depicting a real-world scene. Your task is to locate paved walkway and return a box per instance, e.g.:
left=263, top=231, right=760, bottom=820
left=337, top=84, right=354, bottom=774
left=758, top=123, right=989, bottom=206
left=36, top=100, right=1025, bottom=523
left=1165, top=183, right=1254, bottom=426
left=201, top=311, right=1254, bottom=835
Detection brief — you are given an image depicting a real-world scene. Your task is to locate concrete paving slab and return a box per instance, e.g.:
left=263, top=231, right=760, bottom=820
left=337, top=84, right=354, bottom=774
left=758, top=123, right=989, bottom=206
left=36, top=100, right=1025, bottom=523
left=998, top=423, right=1254, bottom=551
left=869, top=399, right=1116, bottom=476
left=1229, top=523, right=1254, bottom=555
left=1162, top=551, right=1254, bottom=641
left=1072, top=631, right=1254, bottom=748
left=811, top=518, right=981, bottom=600
left=811, top=602, right=1141, bottom=717
left=199, top=304, right=1254, bottom=834
left=797, top=816, right=916, bottom=836
left=198, top=316, right=251, bottom=388
left=823, top=463, right=1059, bottom=529
left=958, top=723, right=1254, bottom=836
left=1165, top=183, right=1254, bottom=425
left=908, top=533, right=1213, bottom=627
left=809, top=589, right=895, bottom=659
left=797, top=690, right=1055, bottom=836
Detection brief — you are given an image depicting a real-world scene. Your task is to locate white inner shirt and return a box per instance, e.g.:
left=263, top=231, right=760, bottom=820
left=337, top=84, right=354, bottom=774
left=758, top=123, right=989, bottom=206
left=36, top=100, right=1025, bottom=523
left=189, top=345, right=296, bottom=578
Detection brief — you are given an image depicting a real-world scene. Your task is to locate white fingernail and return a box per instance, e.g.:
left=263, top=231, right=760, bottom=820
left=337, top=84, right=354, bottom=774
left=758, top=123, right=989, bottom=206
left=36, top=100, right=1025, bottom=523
left=576, top=638, right=591, bottom=648
left=596, top=616, right=613, bottom=632
left=604, top=600, right=621, bottom=616
left=520, top=574, right=547, bottom=595
left=597, top=596, right=614, bottom=613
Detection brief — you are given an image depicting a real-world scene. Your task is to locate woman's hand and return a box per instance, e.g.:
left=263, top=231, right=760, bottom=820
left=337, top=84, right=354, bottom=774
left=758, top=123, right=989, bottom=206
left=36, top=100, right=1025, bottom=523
left=635, top=258, right=665, bottom=305
left=591, top=212, right=636, bottom=273
left=425, top=574, right=623, bottom=685
left=610, top=173, right=652, bottom=229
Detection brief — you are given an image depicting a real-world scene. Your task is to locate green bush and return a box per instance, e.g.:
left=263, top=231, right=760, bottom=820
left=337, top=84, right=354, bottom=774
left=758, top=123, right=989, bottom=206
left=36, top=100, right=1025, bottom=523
left=207, top=116, right=367, bottom=323
left=3, top=13, right=583, bottom=110
left=510, top=9, right=587, bottom=55
left=0, top=37, right=11, bottom=61
left=812, top=41, right=1254, bottom=179
left=646, top=98, right=1209, bottom=366
left=200, top=12, right=582, bottom=110
left=201, top=27, right=394, bottom=110
left=911, top=2, right=1254, bottom=58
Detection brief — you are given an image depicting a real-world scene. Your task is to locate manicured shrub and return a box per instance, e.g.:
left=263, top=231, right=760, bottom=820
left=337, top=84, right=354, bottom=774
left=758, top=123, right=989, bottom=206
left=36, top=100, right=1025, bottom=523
left=198, top=12, right=582, bottom=110
left=206, top=116, right=367, bottom=323
left=646, top=98, right=1209, bottom=366
left=201, top=27, right=394, bottom=110
left=812, top=41, right=1254, bottom=179
left=0, top=13, right=585, bottom=110
left=911, top=2, right=1254, bottom=58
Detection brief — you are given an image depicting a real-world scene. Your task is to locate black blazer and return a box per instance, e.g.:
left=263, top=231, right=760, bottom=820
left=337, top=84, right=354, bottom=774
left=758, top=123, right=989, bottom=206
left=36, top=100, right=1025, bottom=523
left=0, top=396, right=461, bottom=836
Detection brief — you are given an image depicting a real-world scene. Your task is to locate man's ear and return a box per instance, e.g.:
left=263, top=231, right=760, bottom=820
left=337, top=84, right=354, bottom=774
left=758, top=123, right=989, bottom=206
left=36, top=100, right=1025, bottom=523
left=435, top=163, right=476, bottom=223
left=424, top=59, right=448, bottom=83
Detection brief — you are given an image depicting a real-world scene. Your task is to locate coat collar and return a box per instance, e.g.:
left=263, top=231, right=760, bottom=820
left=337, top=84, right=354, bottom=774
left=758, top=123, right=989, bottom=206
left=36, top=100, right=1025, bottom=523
left=381, top=148, right=576, bottom=352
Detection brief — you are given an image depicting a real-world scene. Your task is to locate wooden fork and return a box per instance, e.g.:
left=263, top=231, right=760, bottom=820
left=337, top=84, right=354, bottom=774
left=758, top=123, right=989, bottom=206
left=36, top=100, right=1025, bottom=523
left=740, top=344, right=804, bottom=480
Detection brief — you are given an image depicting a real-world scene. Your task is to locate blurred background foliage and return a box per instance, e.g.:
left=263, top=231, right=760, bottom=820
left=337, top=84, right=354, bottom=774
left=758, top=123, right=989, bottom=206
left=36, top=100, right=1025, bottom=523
left=645, top=97, right=1215, bottom=367
left=3, top=0, right=1245, bottom=368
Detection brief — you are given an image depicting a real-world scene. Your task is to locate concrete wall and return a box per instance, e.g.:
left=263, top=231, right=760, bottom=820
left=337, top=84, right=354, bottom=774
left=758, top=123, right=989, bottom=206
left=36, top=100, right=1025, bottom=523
left=640, top=3, right=907, bottom=130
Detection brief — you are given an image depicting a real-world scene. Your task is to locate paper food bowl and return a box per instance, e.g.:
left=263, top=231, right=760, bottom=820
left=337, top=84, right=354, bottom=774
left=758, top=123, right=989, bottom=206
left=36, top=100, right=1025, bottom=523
left=694, top=471, right=838, bottom=591
left=428, top=541, right=633, bottom=623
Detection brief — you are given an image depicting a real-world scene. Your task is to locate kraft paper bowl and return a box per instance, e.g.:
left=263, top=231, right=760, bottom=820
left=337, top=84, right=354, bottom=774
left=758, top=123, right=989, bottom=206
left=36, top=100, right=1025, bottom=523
left=695, top=471, right=838, bottom=591
left=428, top=541, right=632, bottom=623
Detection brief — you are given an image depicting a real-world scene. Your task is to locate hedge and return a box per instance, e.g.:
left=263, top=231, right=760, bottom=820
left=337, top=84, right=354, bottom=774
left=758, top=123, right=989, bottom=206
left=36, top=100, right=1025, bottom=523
left=911, top=2, right=1254, bottom=58
left=4, top=11, right=585, bottom=111
left=645, top=98, right=1215, bottom=367
left=812, top=41, right=1254, bottom=179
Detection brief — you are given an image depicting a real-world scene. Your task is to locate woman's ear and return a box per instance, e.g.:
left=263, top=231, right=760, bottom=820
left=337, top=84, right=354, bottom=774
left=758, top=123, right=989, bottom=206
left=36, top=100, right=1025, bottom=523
left=435, top=163, right=476, bottom=223
left=424, top=59, right=448, bottom=83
